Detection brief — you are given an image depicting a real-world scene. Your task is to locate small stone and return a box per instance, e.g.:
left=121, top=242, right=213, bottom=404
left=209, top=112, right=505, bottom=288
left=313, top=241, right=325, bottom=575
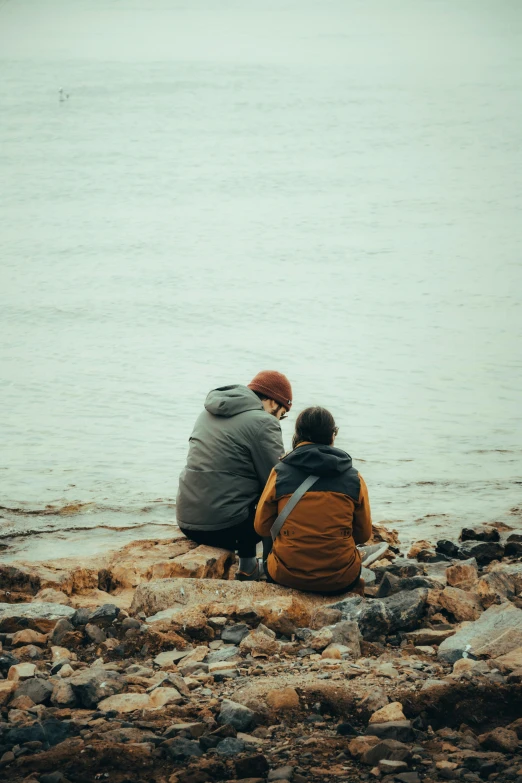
left=0, top=680, right=18, bottom=706
left=361, top=739, right=410, bottom=766
left=0, top=751, right=15, bottom=768
left=268, top=767, right=294, bottom=781
left=88, top=603, right=120, bottom=627
left=365, top=721, right=414, bottom=742
left=235, top=754, right=270, bottom=778
left=478, top=727, right=519, bottom=753
left=7, top=662, right=36, bottom=681
left=154, top=649, right=189, bottom=668
left=98, top=692, right=151, bottom=712
left=50, top=618, right=74, bottom=645
left=369, top=702, right=406, bottom=724
left=348, top=735, right=381, bottom=758
left=218, top=699, right=256, bottom=732
left=221, top=623, right=250, bottom=645
left=216, top=736, right=245, bottom=756
left=379, top=759, right=409, bottom=773
left=266, top=687, right=299, bottom=710
left=11, top=629, right=47, bottom=647
left=85, top=623, right=107, bottom=644
left=165, top=736, right=203, bottom=760
left=51, top=680, right=77, bottom=708
left=16, top=677, right=54, bottom=705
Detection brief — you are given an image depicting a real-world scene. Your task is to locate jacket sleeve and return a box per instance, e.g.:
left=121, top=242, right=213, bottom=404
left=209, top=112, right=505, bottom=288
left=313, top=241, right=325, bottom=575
left=352, top=473, right=373, bottom=545
left=249, top=417, right=284, bottom=487
left=254, top=468, right=278, bottom=537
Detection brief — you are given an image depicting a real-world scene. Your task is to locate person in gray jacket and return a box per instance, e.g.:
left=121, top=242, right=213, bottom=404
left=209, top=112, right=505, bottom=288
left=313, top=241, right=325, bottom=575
left=177, top=370, right=293, bottom=580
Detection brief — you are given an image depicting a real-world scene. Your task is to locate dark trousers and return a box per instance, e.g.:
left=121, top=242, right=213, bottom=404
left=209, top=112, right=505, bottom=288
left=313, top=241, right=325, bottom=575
left=179, top=513, right=261, bottom=558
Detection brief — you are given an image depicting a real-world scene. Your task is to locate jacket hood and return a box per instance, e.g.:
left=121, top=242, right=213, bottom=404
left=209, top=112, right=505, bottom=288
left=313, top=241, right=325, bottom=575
left=204, top=384, right=263, bottom=418
left=282, top=443, right=352, bottom=477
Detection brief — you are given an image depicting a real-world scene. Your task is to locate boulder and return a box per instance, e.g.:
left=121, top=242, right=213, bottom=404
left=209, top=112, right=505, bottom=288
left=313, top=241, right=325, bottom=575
left=221, top=623, right=250, bottom=645
left=494, top=646, right=522, bottom=671
left=11, top=629, right=48, bottom=647
left=458, top=540, right=504, bottom=565
left=331, top=590, right=427, bottom=640
left=478, top=727, right=519, bottom=753
left=460, top=526, right=500, bottom=543
left=15, top=677, right=54, bottom=705
left=438, top=587, right=483, bottom=622
left=98, top=692, right=152, bottom=713
left=151, top=544, right=233, bottom=580
left=438, top=602, right=522, bottom=663
left=32, top=588, right=72, bottom=605
left=476, top=562, right=522, bottom=608
left=446, top=559, right=479, bottom=591
left=107, top=535, right=198, bottom=588
left=165, top=737, right=203, bottom=760
left=0, top=602, right=75, bottom=633
left=51, top=680, right=77, bottom=708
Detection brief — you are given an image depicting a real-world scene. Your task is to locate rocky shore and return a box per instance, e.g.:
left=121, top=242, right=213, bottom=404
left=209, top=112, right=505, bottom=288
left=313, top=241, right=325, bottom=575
left=0, top=523, right=521, bottom=783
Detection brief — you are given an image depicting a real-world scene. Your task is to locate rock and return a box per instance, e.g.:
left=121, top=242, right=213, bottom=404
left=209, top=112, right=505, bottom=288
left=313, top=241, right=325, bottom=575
left=216, top=736, right=246, bottom=756
left=149, top=686, right=183, bottom=707
left=153, top=544, right=234, bottom=580
left=377, top=572, right=401, bottom=598
left=436, top=540, right=462, bottom=559
left=16, top=677, right=54, bottom=704
left=206, top=646, right=240, bottom=665
left=70, top=607, right=92, bottom=626
left=88, top=603, right=120, bottom=628
left=0, top=602, right=75, bottom=633
left=379, top=759, right=409, bottom=773
left=506, top=539, right=522, bottom=558
left=0, top=750, right=15, bottom=768
left=446, top=559, right=479, bottom=590
left=235, top=754, right=270, bottom=778
left=438, top=602, right=522, bottom=662
left=476, top=562, right=522, bottom=608
left=7, top=662, right=36, bottom=681
left=268, top=767, right=294, bottom=781
left=0, top=680, right=17, bottom=706
left=439, top=587, right=483, bottom=622
left=171, top=608, right=212, bottom=639
left=407, top=540, right=434, bottom=558
left=32, top=588, right=72, bottom=605
left=165, top=736, right=203, bottom=760
left=98, top=692, right=152, bottom=712
left=309, top=627, right=333, bottom=650
left=68, top=667, right=122, bottom=708
left=85, top=623, right=107, bottom=643
left=451, top=658, right=490, bottom=677
left=11, top=629, right=48, bottom=647
left=458, top=540, right=504, bottom=565
left=478, top=727, right=519, bottom=753
left=221, top=623, right=250, bottom=645
left=348, top=735, right=381, bottom=758
left=494, top=646, right=522, bottom=671
left=365, top=721, right=414, bottom=742
left=359, top=687, right=390, bottom=713
left=460, top=526, right=500, bottom=543
left=405, top=628, right=456, bottom=646
left=218, top=699, right=256, bottom=732
left=154, top=649, right=190, bottom=668
left=51, top=680, right=77, bottom=708
left=384, top=589, right=428, bottom=632
left=330, top=620, right=361, bottom=657
left=240, top=626, right=280, bottom=657
left=266, top=687, right=299, bottom=710
left=50, top=618, right=74, bottom=645
left=310, top=607, right=342, bottom=629
left=369, top=702, right=406, bottom=724
left=332, top=590, right=428, bottom=640
left=361, top=739, right=410, bottom=766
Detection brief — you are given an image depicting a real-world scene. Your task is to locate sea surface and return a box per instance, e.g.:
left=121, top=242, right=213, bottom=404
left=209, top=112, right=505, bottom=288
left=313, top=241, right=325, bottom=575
left=1, top=0, right=521, bottom=561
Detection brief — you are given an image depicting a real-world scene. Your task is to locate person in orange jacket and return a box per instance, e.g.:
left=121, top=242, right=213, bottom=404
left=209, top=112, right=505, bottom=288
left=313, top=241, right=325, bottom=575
left=254, top=406, right=373, bottom=595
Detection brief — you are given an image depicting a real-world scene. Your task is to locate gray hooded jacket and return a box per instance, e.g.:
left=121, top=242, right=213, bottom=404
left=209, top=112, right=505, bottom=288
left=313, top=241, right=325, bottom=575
left=176, top=385, right=284, bottom=531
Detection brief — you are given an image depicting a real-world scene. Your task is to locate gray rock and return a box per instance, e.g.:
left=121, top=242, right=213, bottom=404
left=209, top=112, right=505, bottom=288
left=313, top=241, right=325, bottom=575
left=221, top=623, right=250, bottom=645
left=206, top=645, right=240, bottom=664
left=50, top=618, right=74, bottom=645
left=330, top=620, right=361, bottom=657
left=88, top=604, right=120, bottom=628
left=384, top=589, right=428, bottom=632
left=438, top=602, right=522, bottom=663
left=218, top=699, right=256, bottom=732
left=365, top=720, right=415, bottom=742
left=216, top=736, right=246, bottom=756
left=0, top=602, right=75, bottom=633
left=374, top=559, right=426, bottom=579
left=330, top=589, right=427, bottom=640
left=361, top=739, right=411, bottom=766
left=68, top=667, right=122, bottom=708
left=16, top=677, right=54, bottom=705
left=268, top=767, right=294, bottom=781
left=85, top=623, right=107, bottom=644
left=70, top=608, right=92, bottom=627
left=121, top=617, right=141, bottom=630
left=165, top=736, right=203, bottom=760
left=377, top=572, right=401, bottom=598
left=51, top=680, right=77, bottom=708
left=458, top=540, right=505, bottom=565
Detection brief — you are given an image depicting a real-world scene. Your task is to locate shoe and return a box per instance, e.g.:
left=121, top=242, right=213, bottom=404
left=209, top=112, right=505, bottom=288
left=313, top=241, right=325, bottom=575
left=358, top=542, right=389, bottom=567
left=235, top=560, right=262, bottom=582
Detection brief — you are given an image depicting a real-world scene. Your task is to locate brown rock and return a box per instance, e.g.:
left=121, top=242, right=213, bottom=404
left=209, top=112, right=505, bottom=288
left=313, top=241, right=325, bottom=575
left=446, top=559, right=478, bottom=591
left=32, top=588, right=72, bottom=605
left=348, top=735, right=381, bottom=759
left=8, top=694, right=35, bottom=710
left=407, top=540, right=433, bottom=559
left=108, top=535, right=198, bottom=588
left=51, top=680, right=76, bottom=707
left=369, top=702, right=406, bottom=724
left=406, top=628, right=456, bottom=646
left=266, top=687, right=299, bottom=710
left=370, top=524, right=400, bottom=546
left=0, top=681, right=17, bottom=706
left=309, top=627, right=334, bottom=651
left=439, top=586, right=483, bottom=622
left=310, top=607, right=342, bottom=630
left=240, top=626, right=280, bottom=658
left=98, top=692, right=153, bottom=712
left=494, top=646, right=522, bottom=671
left=171, top=608, right=213, bottom=639
left=478, top=727, right=519, bottom=753
left=11, top=629, right=48, bottom=647
left=152, top=545, right=234, bottom=580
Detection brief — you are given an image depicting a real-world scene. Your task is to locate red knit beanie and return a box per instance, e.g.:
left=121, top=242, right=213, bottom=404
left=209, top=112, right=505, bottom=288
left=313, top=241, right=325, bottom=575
left=248, top=370, right=293, bottom=411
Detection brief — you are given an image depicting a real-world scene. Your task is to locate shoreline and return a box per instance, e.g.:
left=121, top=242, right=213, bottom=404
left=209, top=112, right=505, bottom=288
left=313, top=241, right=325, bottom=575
left=0, top=522, right=521, bottom=781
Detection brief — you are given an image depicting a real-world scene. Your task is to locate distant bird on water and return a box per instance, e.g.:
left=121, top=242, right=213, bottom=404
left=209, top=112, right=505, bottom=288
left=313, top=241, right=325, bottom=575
left=59, top=88, right=70, bottom=102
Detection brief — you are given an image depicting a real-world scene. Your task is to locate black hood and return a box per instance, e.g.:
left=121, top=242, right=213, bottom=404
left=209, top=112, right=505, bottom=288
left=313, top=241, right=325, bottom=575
left=282, top=443, right=352, bottom=477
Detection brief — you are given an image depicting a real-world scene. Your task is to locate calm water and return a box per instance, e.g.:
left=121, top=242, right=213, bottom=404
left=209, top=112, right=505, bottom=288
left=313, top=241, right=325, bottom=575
left=1, top=0, right=521, bottom=560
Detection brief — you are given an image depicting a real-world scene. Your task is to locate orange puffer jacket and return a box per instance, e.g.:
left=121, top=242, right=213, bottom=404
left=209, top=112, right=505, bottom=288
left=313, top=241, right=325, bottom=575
left=254, top=442, right=372, bottom=593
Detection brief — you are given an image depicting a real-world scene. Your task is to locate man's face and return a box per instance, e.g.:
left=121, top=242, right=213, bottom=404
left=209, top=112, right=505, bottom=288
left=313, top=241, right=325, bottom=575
left=261, top=399, right=287, bottom=420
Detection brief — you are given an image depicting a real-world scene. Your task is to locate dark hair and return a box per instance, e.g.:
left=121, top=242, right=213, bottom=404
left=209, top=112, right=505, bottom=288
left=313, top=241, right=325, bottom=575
left=292, top=406, right=337, bottom=450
